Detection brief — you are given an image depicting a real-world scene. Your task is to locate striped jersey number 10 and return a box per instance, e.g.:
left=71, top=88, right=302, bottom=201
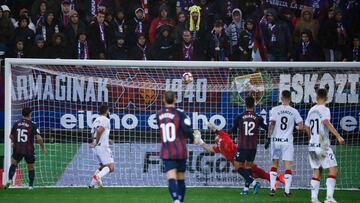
left=160, top=123, right=176, bottom=142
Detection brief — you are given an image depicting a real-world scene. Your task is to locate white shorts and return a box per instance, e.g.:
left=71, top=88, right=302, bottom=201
left=271, top=142, right=294, bottom=161
left=93, top=146, right=114, bottom=165
left=308, top=147, right=337, bottom=169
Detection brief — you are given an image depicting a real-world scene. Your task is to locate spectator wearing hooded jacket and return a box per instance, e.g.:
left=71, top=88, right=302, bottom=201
left=59, top=0, right=71, bottom=31
left=47, top=32, right=68, bottom=58
left=110, top=9, right=129, bottom=41
left=36, top=11, right=60, bottom=43
left=11, top=15, right=34, bottom=48
left=128, top=7, right=149, bottom=46
left=148, top=4, right=175, bottom=44
left=14, top=8, right=36, bottom=32
left=188, top=5, right=208, bottom=57
left=0, top=5, right=15, bottom=56
left=208, top=20, right=230, bottom=61
left=130, top=33, right=152, bottom=60
left=293, top=29, right=323, bottom=61
left=343, top=35, right=360, bottom=62
left=237, top=18, right=256, bottom=61
left=65, top=10, right=86, bottom=46
left=260, top=8, right=292, bottom=61
left=293, top=6, right=320, bottom=44
left=27, top=34, right=48, bottom=58
left=6, top=38, right=27, bottom=58
left=225, top=8, right=243, bottom=60
left=152, top=24, right=175, bottom=60
left=107, top=33, right=128, bottom=60
left=172, top=11, right=187, bottom=45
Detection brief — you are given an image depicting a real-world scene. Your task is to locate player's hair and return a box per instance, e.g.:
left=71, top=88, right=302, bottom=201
left=164, top=91, right=176, bottom=105
left=281, top=90, right=291, bottom=100
left=22, top=107, right=32, bottom=117
left=245, top=96, right=255, bottom=109
left=317, top=88, right=328, bottom=99
left=99, top=104, right=109, bottom=115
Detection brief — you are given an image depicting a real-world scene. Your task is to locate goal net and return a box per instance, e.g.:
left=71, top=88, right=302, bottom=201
left=3, top=59, right=360, bottom=189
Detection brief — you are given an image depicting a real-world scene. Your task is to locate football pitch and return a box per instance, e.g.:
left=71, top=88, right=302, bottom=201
left=0, top=188, right=359, bottom=203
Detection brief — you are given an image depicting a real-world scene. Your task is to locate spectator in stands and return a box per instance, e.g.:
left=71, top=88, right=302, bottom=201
left=128, top=7, right=149, bottom=46
left=260, top=8, right=292, bottom=61
left=73, top=31, right=90, bottom=59
left=14, top=8, right=36, bottom=32
left=319, top=7, right=338, bottom=61
left=172, top=11, right=187, bottom=45
left=11, top=16, right=33, bottom=48
left=6, top=38, right=27, bottom=58
left=31, top=0, right=60, bottom=22
left=1, top=5, right=16, bottom=25
left=65, top=10, right=86, bottom=46
left=107, top=33, right=128, bottom=60
left=343, top=35, right=360, bottom=61
left=27, top=34, right=48, bottom=58
left=293, top=29, right=323, bottom=61
left=110, top=9, right=129, bottom=40
left=148, top=4, right=175, bottom=44
left=88, top=11, right=111, bottom=59
left=208, top=20, right=230, bottom=61
left=152, top=24, right=175, bottom=60
left=188, top=5, right=208, bottom=57
left=175, top=30, right=203, bottom=61
left=59, top=0, right=71, bottom=31
left=237, top=18, right=256, bottom=61
left=32, top=0, right=47, bottom=28
left=334, top=9, right=348, bottom=61
left=198, top=0, right=215, bottom=31
left=0, top=5, right=14, bottom=57
left=36, top=11, right=60, bottom=43
left=225, top=8, right=243, bottom=60
left=47, top=32, right=68, bottom=58
left=294, top=6, right=320, bottom=45
left=130, top=33, right=151, bottom=60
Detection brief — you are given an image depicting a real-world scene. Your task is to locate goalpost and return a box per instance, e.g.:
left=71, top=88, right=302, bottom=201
left=3, top=58, right=360, bottom=189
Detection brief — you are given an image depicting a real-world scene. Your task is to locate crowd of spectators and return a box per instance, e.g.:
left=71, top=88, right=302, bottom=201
left=0, top=0, right=359, bottom=61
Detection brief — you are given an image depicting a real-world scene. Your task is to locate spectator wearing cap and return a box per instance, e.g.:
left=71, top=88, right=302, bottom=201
left=10, top=15, right=34, bottom=48
left=59, top=0, right=71, bottom=30
left=65, top=10, right=86, bottom=46
left=225, top=8, right=244, bottom=59
left=0, top=5, right=15, bottom=56
left=72, top=31, right=91, bottom=59
left=128, top=7, right=149, bottom=46
left=292, top=29, right=323, bottom=61
left=110, top=9, right=129, bottom=40
left=6, top=38, right=27, bottom=58
left=48, top=32, right=69, bottom=58
left=14, top=8, right=36, bottom=32
left=237, top=18, right=256, bottom=61
left=260, top=8, right=292, bottom=61
left=36, top=11, right=60, bottom=42
left=1, top=5, right=16, bottom=25
left=88, top=11, right=112, bottom=59
left=152, top=24, right=175, bottom=60
left=172, top=11, right=188, bottom=45
left=107, top=33, right=128, bottom=60
left=293, top=6, right=320, bottom=45
left=175, top=30, right=204, bottom=61
left=343, top=34, right=360, bottom=62
left=32, top=0, right=47, bottom=28
left=208, top=20, right=230, bottom=61
left=27, top=34, right=48, bottom=58
left=130, top=33, right=151, bottom=60
left=148, top=4, right=175, bottom=44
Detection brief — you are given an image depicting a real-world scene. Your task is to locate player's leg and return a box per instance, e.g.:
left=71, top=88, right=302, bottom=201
left=283, top=160, right=293, bottom=197
left=310, top=168, right=322, bottom=203
left=92, top=147, right=114, bottom=187
left=324, top=148, right=338, bottom=203
left=164, top=160, right=179, bottom=202
left=5, top=157, right=19, bottom=188
left=246, top=161, right=260, bottom=194
left=235, top=150, right=253, bottom=194
left=25, top=154, right=36, bottom=189
left=176, top=159, right=187, bottom=203
left=269, top=159, right=279, bottom=195
left=90, top=164, right=103, bottom=188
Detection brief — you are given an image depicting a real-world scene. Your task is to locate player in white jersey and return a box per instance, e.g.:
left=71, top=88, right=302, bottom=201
left=305, top=89, right=345, bottom=203
left=89, top=105, right=114, bottom=188
left=266, top=90, right=304, bottom=197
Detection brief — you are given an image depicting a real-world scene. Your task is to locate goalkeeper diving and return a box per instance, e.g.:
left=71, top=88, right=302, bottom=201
left=194, top=123, right=285, bottom=186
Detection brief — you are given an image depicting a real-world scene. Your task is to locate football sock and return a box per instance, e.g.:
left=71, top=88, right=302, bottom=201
left=284, top=169, right=292, bottom=193
left=245, top=168, right=255, bottom=185
left=311, top=177, right=320, bottom=199
left=8, top=164, right=17, bottom=180
left=177, top=179, right=185, bottom=202
left=326, top=175, right=336, bottom=199
left=168, top=179, right=178, bottom=201
left=252, top=165, right=270, bottom=181
left=28, top=170, right=35, bottom=187
left=97, top=166, right=110, bottom=178
left=90, top=169, right=101, bottom=186
left=270, top=167, right=278, bottom=190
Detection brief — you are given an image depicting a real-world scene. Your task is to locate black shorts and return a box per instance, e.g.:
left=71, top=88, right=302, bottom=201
left=162, top=159, right=187, bottom=173
left=12, top=153, right=35, bottom=164
left=235, top=149, right=257, bottom=163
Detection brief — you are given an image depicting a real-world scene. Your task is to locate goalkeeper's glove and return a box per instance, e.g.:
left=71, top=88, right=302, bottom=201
left=193, top=130, right=204, bottom=145
left=265, top=138, right=271, bottom=149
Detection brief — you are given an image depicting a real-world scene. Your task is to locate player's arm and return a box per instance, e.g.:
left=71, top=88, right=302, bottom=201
left=265, top=120, right=275, bottom=149
left=295, top=110, right=305, bottom=131
left=199, top=142, right=216, bottom=153
left=228, top=116, right=240, bottom=134
left=180, top=112, right=196, bottom=140
left=91, top=126, right=105, bottom=147
left=35, top=134, right=47, bottom=155
left=323, top=119, right=345, bottom=145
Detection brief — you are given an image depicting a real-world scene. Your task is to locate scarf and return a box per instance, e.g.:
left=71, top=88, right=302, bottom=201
left=63, top=14, right=69, bottom=28
left=302, top=41, right=309, bottom=55
left=114, top=18, right=125, bottom=33
left=78, top=41, right=89, bottom=59
left=189, top=5, right=201, bottom=31
left=226, top=1, right=233, bottom=18
left=91, top=0, right=100, bottom=17
left=42, top=26, right=47, bottom=41
left=70, top=0, right=76, bottom=10
left=182, top=42, right=193, bottom=60
left=141, top=0, right=149, bottom=19
left=353, top=46, right=359, bottom=61
left=36, top=15, right=45, bottom=28
left=99, top=23, right=106, bottom=48
left=16, top=51, right=24, bottom=58
left=268, top=23, right=277, bottom=45
left=137, top=43, right=147, bottom=60
left=134, top=17, right=144, bottom=34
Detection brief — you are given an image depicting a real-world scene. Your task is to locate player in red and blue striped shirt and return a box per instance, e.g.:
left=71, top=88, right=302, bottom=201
left=157, top=91, right=197, bottom=203
left=5, top=107, right=47, bottom=189
left=229, top=96, right=268, bottom=195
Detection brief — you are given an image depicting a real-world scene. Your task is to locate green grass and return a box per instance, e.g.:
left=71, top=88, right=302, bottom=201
left=0, top=188, right=359, bottom=203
